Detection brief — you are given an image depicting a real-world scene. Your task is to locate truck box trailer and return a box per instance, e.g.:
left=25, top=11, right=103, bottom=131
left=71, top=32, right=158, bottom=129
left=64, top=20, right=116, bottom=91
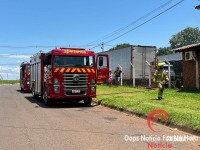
left=100, top=45, right=156, bottom=86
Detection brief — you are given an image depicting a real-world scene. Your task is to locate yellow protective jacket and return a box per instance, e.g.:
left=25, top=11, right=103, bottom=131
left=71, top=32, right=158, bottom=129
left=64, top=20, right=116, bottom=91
left=153, top=69, right=169, bottom=84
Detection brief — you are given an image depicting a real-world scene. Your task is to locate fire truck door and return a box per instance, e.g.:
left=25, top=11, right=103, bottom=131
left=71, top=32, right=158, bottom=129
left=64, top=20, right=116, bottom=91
left=96, top=54, right=109, bottom=84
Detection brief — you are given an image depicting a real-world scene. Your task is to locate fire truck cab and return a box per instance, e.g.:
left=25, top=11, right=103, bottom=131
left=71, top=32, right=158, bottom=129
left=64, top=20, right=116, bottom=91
left=30, top=48, right=109, bottom=106
left=20, top=61, right=31, bottom=92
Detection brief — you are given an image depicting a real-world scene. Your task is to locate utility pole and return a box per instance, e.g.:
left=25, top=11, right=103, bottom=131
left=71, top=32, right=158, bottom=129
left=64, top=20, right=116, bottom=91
left=0, top=66, right=2, bottom=81
left=101, top=42, right=104, bottom=52
left=0, top=74, right=3, bottom=80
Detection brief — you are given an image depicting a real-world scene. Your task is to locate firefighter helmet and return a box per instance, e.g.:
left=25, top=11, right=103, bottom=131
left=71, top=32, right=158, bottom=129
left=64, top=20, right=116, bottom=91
left=157, top=62, right=163, bottom=67
left=157, top=62, right=164, bottom=69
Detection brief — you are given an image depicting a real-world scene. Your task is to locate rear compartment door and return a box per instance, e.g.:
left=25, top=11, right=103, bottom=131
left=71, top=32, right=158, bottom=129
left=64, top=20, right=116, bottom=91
left=96, top=54, right=109, bottom=84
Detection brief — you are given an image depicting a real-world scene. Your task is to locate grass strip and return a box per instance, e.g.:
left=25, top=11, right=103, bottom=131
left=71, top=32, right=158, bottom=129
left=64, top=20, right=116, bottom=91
left=0, top=80, right=20, bottom=85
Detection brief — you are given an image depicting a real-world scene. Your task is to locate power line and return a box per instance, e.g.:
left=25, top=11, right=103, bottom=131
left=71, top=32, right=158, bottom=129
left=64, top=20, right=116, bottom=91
left=0, top=1, right=185, bottom=51
left=87, top=0, right=176, bottom=47
left=105, top=0, right=184, bottom=44
left=90, top=0, right=185, bottom=50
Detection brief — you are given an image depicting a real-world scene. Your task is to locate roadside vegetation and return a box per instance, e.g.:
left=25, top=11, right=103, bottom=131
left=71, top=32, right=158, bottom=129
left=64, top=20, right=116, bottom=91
left=0, top=80, right=19, bottom=85
left=94, top=85, right=200, bottom=133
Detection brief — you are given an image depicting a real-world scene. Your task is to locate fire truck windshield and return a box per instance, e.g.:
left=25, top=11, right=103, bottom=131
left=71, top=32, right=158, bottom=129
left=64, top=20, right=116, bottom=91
left=54, top=56, right=94, bottom=67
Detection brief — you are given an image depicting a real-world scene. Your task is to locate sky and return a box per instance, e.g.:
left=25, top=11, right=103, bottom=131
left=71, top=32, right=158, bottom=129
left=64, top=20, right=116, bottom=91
left=0, top=0, right=199, bottom=80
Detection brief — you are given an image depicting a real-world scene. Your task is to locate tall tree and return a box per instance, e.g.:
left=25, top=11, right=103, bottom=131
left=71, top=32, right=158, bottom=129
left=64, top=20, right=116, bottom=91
left=157, top=27, right=200, bottom=56
left=169, top=27, right=200, bottom=49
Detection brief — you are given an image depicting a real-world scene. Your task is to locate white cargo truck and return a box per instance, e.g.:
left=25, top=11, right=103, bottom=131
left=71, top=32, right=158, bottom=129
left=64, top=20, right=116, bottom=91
left=100, top=45, right=156, bottom=86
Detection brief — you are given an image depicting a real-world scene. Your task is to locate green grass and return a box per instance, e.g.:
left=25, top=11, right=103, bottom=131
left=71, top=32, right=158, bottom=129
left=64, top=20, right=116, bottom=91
left=94, top=85, right=200, bottom=132
left=0, top=80, right=19, bottom=85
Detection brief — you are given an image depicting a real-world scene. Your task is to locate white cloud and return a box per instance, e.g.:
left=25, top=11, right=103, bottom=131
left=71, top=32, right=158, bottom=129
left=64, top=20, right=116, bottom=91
left=0, top=53, right=32, bottom=80
left=0, top=66, right=20, bottom=80
left=0, top=66, right=20, bottom=74
left=0, top=54, right=31, bottom=59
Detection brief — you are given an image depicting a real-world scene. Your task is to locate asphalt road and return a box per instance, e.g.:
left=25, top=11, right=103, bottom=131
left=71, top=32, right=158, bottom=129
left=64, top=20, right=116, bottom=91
left=0, top=84, right=199, bottom=150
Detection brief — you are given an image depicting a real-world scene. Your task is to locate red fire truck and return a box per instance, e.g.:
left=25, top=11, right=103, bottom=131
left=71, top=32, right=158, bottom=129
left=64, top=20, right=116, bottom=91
left=20, top=61, right=31, bottom=92
left=30, top=48, right=109, bottom=106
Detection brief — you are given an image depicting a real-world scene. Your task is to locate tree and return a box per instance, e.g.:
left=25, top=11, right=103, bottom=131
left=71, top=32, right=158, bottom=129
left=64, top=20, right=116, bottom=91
left=169, top=27, right=200, bottom=49
left=195, top=4, right=200, bottom=10
left=109, top=43, right=131, bottom=51
left=156, top=47, right=172, bottom=56
left=157, top=27, right=200, bottom=56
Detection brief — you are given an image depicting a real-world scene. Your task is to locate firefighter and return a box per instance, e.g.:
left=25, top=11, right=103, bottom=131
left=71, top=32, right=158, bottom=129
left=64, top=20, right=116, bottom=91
left=153, top=62, right=169, bottom=100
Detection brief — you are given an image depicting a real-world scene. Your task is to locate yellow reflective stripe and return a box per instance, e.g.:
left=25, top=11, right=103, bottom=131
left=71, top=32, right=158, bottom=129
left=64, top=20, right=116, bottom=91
left=71, top=68, right=76, bottom=72
left=66, top=68, right=71, bottom=72
left=82, top=68, right=86, bottom=73
left=60, top=68, right=65, bottom=72
left=77, top=68, right=81, bottom=73
left=91, top=69, right=95, bottom=73
left=54, top=68, right=59, bottom=72
left=87, top=69, right=91, bottom=73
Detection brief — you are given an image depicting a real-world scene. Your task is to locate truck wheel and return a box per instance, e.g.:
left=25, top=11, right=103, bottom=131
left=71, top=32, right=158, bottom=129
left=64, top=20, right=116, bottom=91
left=84, top=98, right=92, bottom=106
left=43, top=88, right=52, bottom=106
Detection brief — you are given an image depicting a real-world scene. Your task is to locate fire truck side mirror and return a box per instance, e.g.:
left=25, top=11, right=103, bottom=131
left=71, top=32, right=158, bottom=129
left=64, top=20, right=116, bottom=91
left=99, top=57, right=103, bottom=67
left=21, top=66, right=25, bottom=71
left=43, top=55, right=47, bottom=65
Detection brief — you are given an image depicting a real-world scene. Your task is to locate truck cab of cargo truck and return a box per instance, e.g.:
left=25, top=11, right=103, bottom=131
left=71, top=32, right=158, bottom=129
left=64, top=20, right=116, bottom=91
left=30, top=48, right=109, bottom=106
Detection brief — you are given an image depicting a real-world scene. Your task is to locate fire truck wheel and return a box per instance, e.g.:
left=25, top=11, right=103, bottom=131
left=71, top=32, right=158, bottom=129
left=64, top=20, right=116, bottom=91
left=43, top=88, right=52, bottom=106
left=84, top=98, right=92, bottom=106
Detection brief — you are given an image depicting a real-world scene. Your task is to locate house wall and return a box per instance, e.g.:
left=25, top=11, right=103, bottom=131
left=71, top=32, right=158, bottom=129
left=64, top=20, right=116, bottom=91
left=182, top=50, right=200, bottom=88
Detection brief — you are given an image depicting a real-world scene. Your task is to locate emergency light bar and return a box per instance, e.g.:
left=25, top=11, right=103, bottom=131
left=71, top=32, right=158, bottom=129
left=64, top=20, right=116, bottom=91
left=60, top=47, right=85, bottom=51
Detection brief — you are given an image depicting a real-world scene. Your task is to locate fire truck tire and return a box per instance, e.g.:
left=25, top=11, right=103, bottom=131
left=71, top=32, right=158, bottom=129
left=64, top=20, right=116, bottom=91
left=84, top=98, right=92, bottom=106
left=43, top=88, right=52, bottom=106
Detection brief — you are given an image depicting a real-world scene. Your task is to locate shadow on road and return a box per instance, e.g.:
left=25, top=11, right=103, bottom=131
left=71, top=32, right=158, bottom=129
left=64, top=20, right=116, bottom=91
left=16, top=89, right=31, bottom=94
left=24, top=96, right=97, bottom=109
